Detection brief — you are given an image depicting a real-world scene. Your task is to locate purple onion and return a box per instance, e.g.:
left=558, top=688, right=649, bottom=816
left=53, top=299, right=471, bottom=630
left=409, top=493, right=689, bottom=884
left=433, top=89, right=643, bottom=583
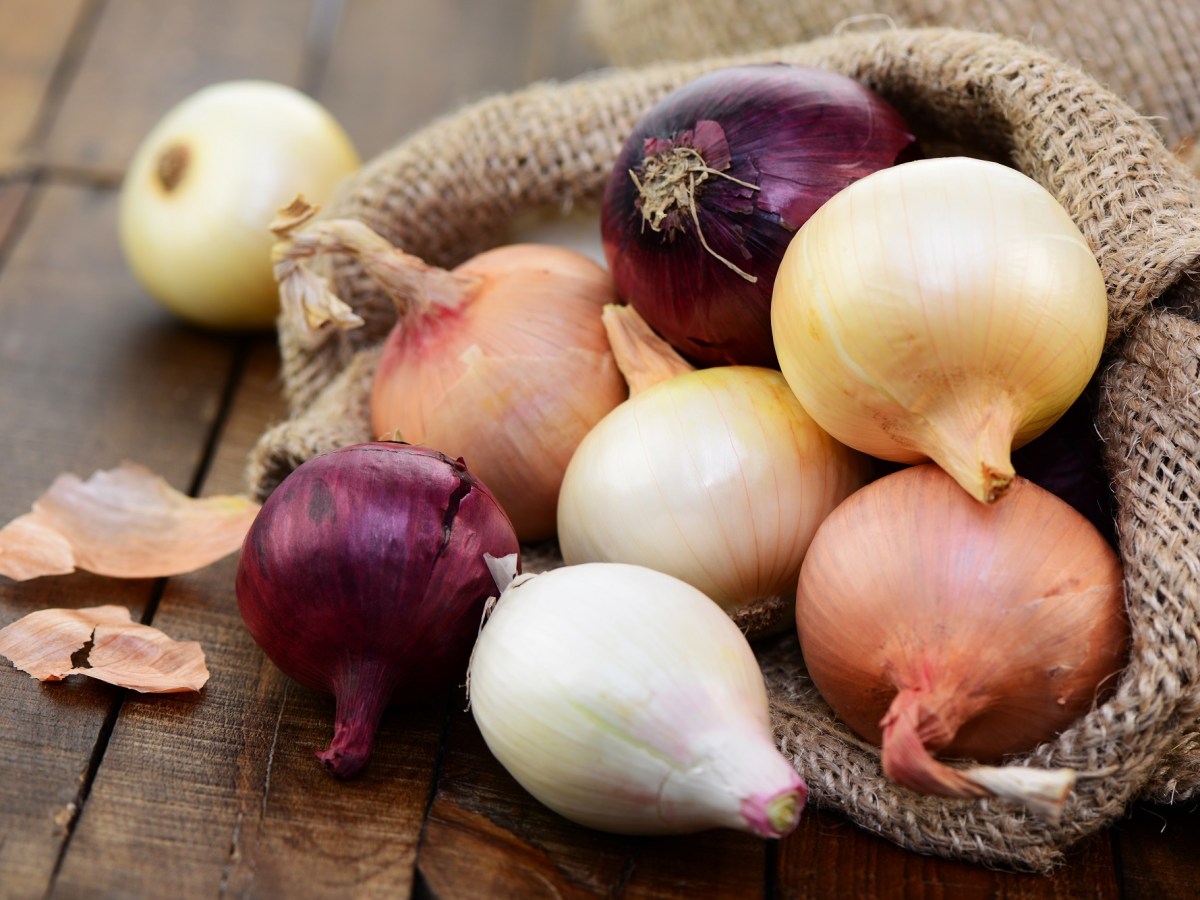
left=235, top=442, right=520, bottom=777
left=601, top=64, right=916, bottom=368
left=1012, top=393, right=1117, bottom=546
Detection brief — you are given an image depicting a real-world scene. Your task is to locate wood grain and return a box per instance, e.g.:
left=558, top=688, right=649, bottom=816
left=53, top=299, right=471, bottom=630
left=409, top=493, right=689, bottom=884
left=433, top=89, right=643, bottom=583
left=0, top=179, right=34, bottom=248
left=776, top=805, right=1119, bottom=899
left=0, top=0, right=90, bottom=174
left=0, top=184, right=236, bottom=899
left=317, top=0, right=605, bottom=161
left=417, top=699, right=767, bottom=899
left=38, top=0, right=317, bottom=179
left=1115, top=802, right=1200, bottom=899
left=49, top=340, right=444, bottom=898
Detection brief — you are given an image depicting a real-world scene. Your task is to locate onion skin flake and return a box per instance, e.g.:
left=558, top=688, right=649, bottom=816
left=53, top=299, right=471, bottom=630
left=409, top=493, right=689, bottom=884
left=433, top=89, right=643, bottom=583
left=0, top=605, right=209, bottom=693
left=0, top=463, right=260, bottom=582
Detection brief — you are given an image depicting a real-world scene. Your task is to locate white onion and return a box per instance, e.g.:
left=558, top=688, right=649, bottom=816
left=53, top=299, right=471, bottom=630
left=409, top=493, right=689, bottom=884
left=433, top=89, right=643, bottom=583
left=119, top=80, right=360, bottom=331
left=468, top=559, right=807, bottom=837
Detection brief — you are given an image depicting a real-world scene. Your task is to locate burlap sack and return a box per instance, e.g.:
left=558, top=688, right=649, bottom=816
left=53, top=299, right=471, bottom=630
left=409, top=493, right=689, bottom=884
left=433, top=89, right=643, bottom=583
left=247, top=28, right=1200, bottom=870
left=581, top=0, right=1200, bottom=149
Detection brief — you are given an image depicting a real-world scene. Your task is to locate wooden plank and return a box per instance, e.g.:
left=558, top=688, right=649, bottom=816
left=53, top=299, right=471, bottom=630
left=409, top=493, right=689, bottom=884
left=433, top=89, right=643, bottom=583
left=50, top=340, right=444, bottom=898
left=0, top=179, right=34, bottom=247
left=0, top=183, right=237, bottom=899
left=416, top=698, right=767, bottom=898
left=317, top=0, right=606, bottom=161
left=775, top=805, right=1120, bottom=899
left=1114, top=802, right=1200, bottom=899
left=39, top=0, right=316, bottom=179
left=0, top=0, right=89, bottom=174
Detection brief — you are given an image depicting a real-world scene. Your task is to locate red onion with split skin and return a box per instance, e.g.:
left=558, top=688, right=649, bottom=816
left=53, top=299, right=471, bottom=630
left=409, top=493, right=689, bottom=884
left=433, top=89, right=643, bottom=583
left=601, top=64, right=916, bottom=367
left=235, top=442, right=520, bottom=778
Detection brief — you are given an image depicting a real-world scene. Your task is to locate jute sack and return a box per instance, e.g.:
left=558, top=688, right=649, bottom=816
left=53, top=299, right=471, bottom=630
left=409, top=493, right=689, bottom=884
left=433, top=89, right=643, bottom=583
left=247, top=28, right=1200, bottom=870
left=581, top=0, right=1200, bottom=149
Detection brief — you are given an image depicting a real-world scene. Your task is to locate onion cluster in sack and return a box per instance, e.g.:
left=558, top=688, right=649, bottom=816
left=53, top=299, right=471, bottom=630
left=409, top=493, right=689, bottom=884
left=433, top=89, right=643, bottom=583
left=247, top=28, right=1200, bottom=872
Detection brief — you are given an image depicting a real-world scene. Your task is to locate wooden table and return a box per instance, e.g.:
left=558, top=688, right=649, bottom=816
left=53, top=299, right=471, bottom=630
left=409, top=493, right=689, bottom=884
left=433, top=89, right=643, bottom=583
left=0, top=2, right=1196, bottom=897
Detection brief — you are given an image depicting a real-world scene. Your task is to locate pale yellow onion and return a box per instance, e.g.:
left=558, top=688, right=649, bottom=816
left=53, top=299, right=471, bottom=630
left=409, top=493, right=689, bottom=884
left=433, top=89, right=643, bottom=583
left=557, top=305, right=869, bottom=614
left=771, top=157, right=1108, bottom=503
left=468, top=557, right=807, bottom=837
left=120, top=81, right=360, bottom=330
left=272, top=205, right=626, bottom=542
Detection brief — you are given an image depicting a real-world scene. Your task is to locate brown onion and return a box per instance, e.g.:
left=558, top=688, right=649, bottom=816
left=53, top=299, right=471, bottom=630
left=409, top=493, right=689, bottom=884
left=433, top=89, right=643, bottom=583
left=235, top=442, right=520, bottom=778
left=795, top=464, right=1128, bottom=818
left=273, top=202, right=626, bottom=542
left=600, top=64, right=916, bottom=368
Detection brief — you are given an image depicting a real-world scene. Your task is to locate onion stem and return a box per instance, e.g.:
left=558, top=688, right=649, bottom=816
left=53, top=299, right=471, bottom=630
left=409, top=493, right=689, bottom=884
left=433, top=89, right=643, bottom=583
left=921, top=392, right=1018, bottom=503
left=601, top=304, right=693, bottom=394
left=271, top=197, right=480, bottom=332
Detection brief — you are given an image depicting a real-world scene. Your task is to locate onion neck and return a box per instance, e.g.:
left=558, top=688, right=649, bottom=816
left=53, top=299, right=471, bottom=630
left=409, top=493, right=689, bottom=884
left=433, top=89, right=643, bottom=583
left=601, top=304, right=694, bottom=394
left=270, top=197, right=480, bottom=331
left=879, top=687, right=1076, bottom=821
left=316, top=657, right=396, bottom=778
left=919, top=392, right=1017, bottom=503
left=879, top=687, right=986, bottom=800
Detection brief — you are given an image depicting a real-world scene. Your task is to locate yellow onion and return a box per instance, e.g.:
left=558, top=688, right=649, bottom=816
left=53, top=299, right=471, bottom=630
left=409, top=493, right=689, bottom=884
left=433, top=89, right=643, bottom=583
left=272, top=202, right=627, bottom=542
left=119, top=81, right=360, bottom=330
left=557, top=305, right=868, bottom=619
left=771, top=157, right=1108, bottom=503
left=796, top=464, right=1128, bottom=819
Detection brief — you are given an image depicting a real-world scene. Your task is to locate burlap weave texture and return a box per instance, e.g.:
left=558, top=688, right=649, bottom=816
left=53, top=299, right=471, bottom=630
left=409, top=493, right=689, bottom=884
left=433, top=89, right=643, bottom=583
left=582, top=0, right=1200, bottom=149
left=247, top=28, right=1200, bottom=870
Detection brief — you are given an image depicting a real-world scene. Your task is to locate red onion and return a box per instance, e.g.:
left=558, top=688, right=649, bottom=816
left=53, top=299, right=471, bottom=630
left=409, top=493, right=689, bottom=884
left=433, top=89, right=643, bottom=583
left=600, top=64, right=916, bottom=367
left=235, top=442, right=520, bottom=778
left=1012, top=391, right=1116, bottom=545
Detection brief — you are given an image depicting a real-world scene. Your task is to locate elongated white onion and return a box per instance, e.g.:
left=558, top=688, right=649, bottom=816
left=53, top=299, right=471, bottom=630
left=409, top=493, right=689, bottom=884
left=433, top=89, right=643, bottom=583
left=468, top=560, right=807, bottom=837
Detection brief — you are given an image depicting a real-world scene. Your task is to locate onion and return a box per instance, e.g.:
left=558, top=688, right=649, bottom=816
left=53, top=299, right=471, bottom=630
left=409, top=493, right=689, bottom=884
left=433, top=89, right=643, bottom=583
left=119, top=81, right=360, bottom=330
left=1011, top=391, right=1116, bottom=545
left=468, top=558, right=807, bottom=837
left=600, top=64, right=916, bottom=367
left=771, top=156, right=1109, bottom=503
left=558, top=305, right=868, bottom=626
left=272, top=203, right=627, bottom=542
left=235, top=442, right=520, bottom=777
left=795, top=464, right=1128, bottom=819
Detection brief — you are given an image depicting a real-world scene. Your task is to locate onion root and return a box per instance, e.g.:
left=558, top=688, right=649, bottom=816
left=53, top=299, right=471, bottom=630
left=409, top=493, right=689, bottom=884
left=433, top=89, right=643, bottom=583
left=880, top=688, right=1076, bottom=821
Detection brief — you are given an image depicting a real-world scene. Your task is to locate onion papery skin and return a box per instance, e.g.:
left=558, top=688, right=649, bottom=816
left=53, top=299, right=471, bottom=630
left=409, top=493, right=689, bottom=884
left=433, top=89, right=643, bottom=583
left=235, top=442, right=520, bottom=778
left=771, top=156, right=1109, bottom=504
left=469, top=562, right=807, bottom=837
left=370, top=244, right=627, bottom=543
left=601, top=64, right=916, bottom=368
left=557, top=366, right=869, bottom=617
left=795, top=464, right=1128, bottom=811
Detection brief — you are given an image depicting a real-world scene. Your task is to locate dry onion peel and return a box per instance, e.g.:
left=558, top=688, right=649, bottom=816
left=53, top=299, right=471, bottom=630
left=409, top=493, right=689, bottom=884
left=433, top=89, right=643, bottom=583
left=796, top=464, right=1128, bottom=820
left=0, top=463, right=260, bottom=581
left=0, top=605, right=209, bottom=693
left=771, top=157, right=1108, bottom=503
left=272, top=200, right=626, bottom=542
left=557, top=304, right=869, bottom=617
